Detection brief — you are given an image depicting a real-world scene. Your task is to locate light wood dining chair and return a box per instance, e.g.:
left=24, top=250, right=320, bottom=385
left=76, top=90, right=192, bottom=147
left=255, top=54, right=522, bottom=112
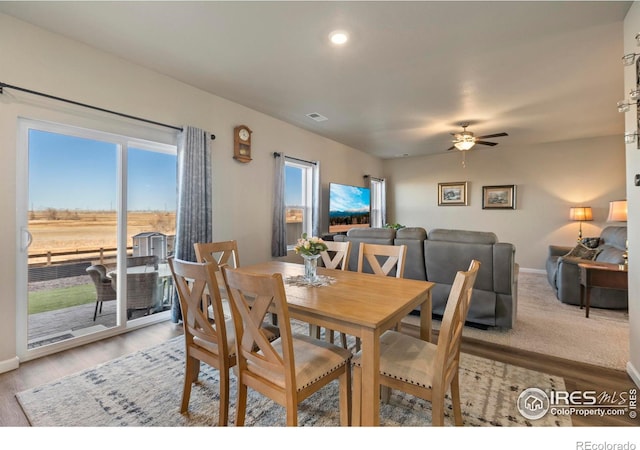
left=320, top=240, right=351, bottom=271
left=351, top=260, right=481, bottom=426
left=168, top=257, right=235, bottom=426
left=357, top=242, right=407, bottom=278
left=194, top=240, right=241, bottom=319
left=351, top=242, right=408, bottom=351
left=221, top=266, right=353, bottom=426
left=194, top=240, right=240, bottom=269
left=310, top=241, right=352, bottom=347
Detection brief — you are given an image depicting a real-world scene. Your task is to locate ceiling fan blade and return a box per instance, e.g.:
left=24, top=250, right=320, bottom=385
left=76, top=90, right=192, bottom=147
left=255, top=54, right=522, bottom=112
left=446, top=146, right=456, bottom=151
left=475, top=141, right=498, bottom=146
left=476, top=132, right=508, bottom=139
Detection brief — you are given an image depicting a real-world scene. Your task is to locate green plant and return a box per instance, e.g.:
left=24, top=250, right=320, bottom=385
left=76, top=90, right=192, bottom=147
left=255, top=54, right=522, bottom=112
left=384, top=223, right=405, bottom=230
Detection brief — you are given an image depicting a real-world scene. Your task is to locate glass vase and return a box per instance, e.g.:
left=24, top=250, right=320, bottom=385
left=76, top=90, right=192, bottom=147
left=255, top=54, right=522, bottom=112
left=302, top=254, right=321, bottom=282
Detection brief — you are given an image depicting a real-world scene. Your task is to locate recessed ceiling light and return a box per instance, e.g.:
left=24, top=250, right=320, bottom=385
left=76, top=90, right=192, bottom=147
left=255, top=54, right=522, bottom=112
left=329, top=30, right=349, bottom=45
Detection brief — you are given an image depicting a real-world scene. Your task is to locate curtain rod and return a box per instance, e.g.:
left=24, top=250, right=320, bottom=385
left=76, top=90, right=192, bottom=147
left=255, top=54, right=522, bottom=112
left=364, top=174, right=384, bottom=182
left=1, top=81, right=216, bottom=139
left=273, top=152, right=317, bottom=165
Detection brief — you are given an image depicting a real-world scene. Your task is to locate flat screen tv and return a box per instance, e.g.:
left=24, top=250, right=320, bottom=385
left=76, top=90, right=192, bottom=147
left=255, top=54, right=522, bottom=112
left=329, top=183, right=371, bottom=233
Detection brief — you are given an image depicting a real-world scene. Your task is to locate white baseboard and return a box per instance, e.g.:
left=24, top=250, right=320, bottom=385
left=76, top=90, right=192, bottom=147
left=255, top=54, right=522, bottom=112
left=0, top=356, right=19, bottom=374
left=627, top=361, right=640, bottom=388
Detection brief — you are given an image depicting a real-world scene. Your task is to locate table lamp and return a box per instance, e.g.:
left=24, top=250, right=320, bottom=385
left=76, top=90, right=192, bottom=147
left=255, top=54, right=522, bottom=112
left=569, top=206, right=593, bottom=241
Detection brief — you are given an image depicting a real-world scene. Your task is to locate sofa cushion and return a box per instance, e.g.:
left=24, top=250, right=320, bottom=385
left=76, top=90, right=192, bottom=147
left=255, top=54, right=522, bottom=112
left=346, top=227, right=396, bottom=242
left=424, top=240, right=494, bottom=292
left=428, top=228, right=497, bottom=245
left=394, top=227, right=427, bottom=281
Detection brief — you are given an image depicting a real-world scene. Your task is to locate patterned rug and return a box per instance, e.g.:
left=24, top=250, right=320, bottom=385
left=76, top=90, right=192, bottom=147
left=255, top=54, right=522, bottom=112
left=16, top=324, right=571, bottom=427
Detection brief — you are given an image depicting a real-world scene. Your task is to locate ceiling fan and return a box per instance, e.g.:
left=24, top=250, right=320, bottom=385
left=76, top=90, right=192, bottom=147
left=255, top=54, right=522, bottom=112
left=447, top=123, right=508, bottom=151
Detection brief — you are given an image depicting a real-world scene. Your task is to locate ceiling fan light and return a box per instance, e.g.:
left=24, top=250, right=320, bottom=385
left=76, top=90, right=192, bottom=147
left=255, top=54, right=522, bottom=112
left=454, top=140, right=475, bottom=151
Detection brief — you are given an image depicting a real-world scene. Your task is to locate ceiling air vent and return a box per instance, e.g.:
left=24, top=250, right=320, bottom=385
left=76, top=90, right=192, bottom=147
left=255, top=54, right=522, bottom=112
left=305, top=112, right=328, bottom=122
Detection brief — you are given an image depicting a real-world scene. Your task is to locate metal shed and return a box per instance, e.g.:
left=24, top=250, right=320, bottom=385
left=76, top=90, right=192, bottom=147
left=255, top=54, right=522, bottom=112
left=132, top=232, right=167, bottom=261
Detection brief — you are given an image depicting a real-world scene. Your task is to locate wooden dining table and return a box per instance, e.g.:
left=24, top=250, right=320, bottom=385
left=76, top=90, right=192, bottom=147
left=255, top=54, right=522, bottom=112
left=234, top=260, right=434, bottom=426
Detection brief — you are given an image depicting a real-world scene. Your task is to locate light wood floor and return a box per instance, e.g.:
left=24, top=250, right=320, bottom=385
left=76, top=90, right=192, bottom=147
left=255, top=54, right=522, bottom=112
left=1, top=320, right=636, bottom=427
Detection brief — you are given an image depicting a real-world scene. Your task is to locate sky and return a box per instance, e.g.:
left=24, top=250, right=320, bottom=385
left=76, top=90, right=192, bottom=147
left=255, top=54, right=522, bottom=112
left=329, top=183, right=370, bottom=212
left=28, top=130, right=177, bottom=211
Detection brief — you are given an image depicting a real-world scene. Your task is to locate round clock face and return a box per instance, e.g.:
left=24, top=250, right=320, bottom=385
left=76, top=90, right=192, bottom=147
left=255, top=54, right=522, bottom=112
left=239, top=128, right=250, bottom=141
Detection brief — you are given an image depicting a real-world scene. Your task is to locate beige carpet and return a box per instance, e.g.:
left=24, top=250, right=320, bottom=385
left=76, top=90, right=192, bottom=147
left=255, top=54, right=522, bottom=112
left=405, top=271, right=629, bottom=370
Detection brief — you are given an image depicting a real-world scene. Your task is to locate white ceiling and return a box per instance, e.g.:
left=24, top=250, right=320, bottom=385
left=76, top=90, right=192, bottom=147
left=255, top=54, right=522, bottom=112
left=0, top=1, right=632, bottom=158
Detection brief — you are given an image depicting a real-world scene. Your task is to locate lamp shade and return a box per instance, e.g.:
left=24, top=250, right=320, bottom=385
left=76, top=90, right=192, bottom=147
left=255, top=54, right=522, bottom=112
left=607, top=200, right=628, bottom=222
left=569, top=206, right=593, bottom=222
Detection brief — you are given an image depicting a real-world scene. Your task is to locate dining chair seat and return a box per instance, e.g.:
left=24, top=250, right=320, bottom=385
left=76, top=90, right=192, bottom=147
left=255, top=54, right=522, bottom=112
left=251, top=334, right=353, bottom=390
left=352, top=330, right=437, bottom=388
left=191, top=317, right=237, bottom=357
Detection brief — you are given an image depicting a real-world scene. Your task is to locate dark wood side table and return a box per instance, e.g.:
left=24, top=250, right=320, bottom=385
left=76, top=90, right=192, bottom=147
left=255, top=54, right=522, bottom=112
left=578, top=262, right=628, bottom=318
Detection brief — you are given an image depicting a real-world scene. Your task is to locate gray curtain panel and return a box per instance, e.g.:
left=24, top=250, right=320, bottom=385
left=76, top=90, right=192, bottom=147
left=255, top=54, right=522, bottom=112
left=171, top=126, right=212, bottom=323
left=271, top=153, right=287, bottom=257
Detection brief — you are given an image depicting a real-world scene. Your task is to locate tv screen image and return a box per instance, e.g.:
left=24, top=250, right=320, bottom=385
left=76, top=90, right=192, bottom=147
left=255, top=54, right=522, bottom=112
left=329, top=183, right=371, bottom=233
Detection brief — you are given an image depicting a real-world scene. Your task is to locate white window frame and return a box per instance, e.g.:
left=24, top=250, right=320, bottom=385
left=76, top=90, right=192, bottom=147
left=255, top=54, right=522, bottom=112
left=370, top=177, right=386, bottom=228
left=285, top=158, right=315, bottom=250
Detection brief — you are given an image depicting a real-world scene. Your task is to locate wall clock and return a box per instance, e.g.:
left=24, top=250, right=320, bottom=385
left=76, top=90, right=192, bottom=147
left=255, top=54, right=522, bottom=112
left=233, top=125, right=252, bottom=163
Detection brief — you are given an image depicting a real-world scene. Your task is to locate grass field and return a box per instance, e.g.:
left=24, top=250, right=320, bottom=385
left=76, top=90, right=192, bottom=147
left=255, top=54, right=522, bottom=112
left=27, top=210, right=175, bottom=265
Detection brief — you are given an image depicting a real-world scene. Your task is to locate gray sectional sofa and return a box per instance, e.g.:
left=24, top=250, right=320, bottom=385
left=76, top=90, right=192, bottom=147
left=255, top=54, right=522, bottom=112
left=545, top=226, right=628, bottom=309
left=333, top=227, right=518, bottom=329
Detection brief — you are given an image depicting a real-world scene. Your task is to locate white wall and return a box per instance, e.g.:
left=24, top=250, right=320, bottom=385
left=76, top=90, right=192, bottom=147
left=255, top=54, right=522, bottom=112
left=0, top=14, right=382, bottom=370
left=383, top=135, right=626, bottom=271
left=623, top=2, right=640, bottom=387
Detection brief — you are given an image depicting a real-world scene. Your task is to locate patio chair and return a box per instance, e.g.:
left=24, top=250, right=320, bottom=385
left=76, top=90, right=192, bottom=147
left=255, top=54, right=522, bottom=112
left=86, top=264, right=117, bottom=321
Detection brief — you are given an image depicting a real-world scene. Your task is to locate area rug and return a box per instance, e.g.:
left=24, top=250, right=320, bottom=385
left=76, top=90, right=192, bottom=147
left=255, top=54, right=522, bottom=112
left=404, top=271, right=629, bottom=370
left=16, top=329, right=570, bottom=427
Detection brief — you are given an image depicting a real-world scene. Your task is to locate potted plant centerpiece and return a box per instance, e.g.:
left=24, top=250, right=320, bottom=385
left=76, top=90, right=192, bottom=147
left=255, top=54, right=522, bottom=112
left=294, top=233, right=328, bottom=282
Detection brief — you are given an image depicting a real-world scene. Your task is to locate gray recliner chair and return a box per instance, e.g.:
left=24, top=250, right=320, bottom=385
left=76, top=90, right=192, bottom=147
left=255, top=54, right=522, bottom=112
left=546, top=226, right=628, bottom=309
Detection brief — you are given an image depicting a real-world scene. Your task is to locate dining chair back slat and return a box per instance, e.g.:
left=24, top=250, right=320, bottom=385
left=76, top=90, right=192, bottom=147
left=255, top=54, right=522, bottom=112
left=357, top=243, right=407, bottom=278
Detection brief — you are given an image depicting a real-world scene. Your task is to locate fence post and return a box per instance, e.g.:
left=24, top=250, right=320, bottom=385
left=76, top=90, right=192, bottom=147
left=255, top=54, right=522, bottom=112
left=46, top=251, right=51, bottom=266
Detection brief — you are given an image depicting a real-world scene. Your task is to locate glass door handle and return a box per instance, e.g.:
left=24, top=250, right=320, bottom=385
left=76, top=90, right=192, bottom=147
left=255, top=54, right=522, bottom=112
left=21, top=228, right=33, bottom=251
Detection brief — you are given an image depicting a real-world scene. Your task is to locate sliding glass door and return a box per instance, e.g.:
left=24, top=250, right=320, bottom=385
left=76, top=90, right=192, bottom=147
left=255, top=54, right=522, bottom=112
left=16, top=119, right=177, bottom=360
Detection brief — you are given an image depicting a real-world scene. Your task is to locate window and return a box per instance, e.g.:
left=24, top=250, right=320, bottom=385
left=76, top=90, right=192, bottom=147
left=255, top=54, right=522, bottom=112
left=17, top=118, right=176, bottom=358
left=370, top=177, right=386, bottom=228
left=285, top=159, right=315, bottom=248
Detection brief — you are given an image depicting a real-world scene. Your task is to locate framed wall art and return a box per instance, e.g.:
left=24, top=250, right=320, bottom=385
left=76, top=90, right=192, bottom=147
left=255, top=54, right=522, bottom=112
left=482, top=185, right=516, bottom=209
left=438, top=181, right=468, bottom=206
